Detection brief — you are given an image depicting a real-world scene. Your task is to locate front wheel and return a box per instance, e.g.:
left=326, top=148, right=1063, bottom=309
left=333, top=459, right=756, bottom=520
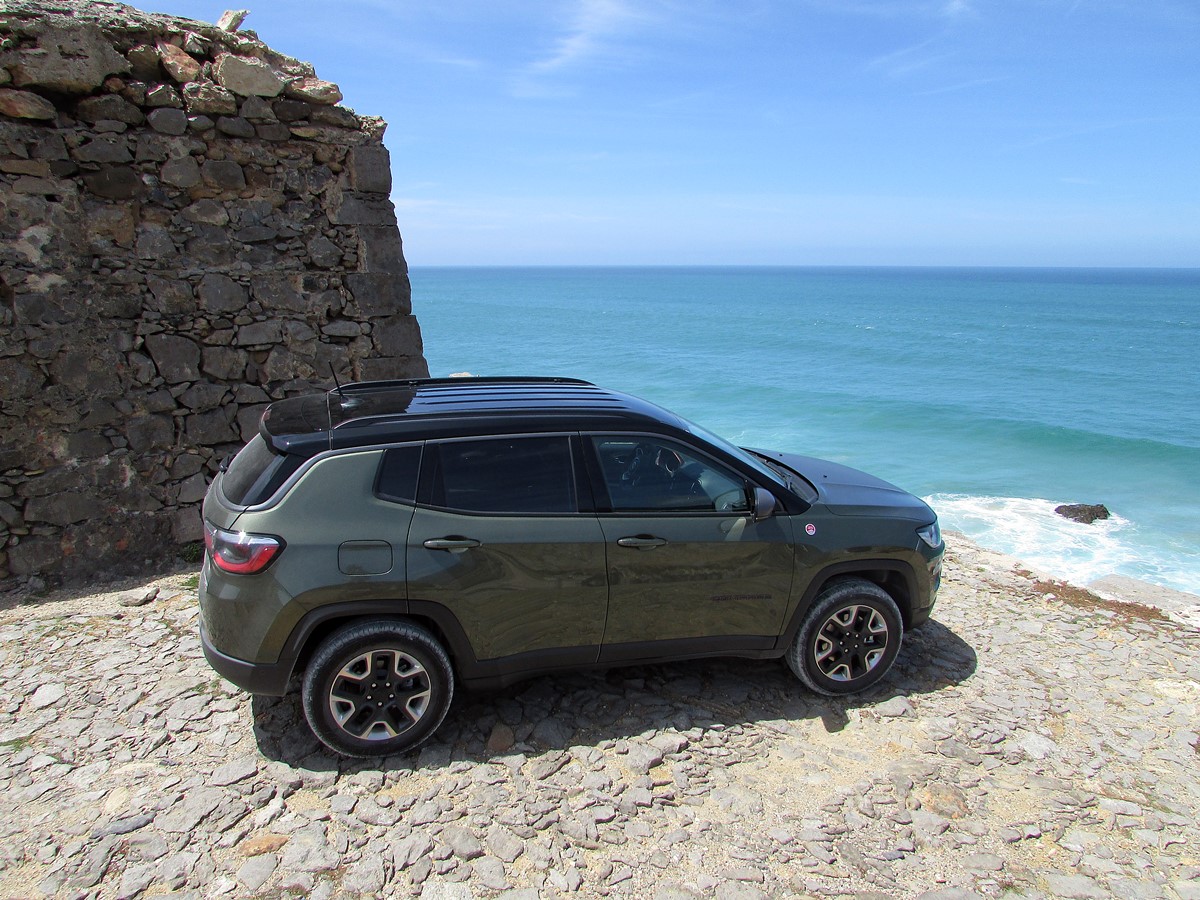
left=302, top=619, right=454, bottom=757
left=786, top=579, right=903, bottom=695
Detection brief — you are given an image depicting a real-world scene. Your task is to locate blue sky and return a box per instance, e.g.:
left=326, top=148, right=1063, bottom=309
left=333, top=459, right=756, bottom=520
left=151, top=1, right=1198, bottom=266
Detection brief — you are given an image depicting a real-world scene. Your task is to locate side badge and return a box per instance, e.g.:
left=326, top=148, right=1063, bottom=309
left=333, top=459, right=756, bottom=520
left=805, top=523, right=816, bottom=536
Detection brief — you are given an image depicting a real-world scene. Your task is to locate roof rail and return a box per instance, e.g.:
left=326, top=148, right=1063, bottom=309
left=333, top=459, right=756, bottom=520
left=333, top=376, right=595, bottom=394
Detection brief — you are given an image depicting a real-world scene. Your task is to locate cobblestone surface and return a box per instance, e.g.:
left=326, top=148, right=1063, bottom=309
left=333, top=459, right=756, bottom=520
left=1, top=536, right=1198, bottom=899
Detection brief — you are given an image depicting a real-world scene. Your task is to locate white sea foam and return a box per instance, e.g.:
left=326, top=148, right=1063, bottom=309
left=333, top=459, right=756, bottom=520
left=925, top=493, right=1200, bottom=597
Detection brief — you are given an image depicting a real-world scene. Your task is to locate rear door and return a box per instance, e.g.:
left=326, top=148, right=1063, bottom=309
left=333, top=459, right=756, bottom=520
left=406, top=434, right=608, bottom=664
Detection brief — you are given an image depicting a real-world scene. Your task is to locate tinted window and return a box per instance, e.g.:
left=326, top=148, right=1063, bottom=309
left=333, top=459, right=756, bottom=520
left=220, top=435, right=296, bottom=506
left=376, top=445, right=422, bottom=503
left=431, top=436, right=576, bottom=514
left=592, top=436, right=749, bottom=513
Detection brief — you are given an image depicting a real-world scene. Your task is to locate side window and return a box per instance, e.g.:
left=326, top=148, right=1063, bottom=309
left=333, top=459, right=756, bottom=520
left=591, top=437, right=750, bottom=513
left=219, top=434, right=303, bottom=506
left=375, top=444, right=422, bottom=504
left=430, top=436, right=576, bottom=514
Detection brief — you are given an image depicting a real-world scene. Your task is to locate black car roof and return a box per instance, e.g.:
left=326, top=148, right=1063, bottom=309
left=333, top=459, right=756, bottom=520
left=261, top=377, right=685, bottom=455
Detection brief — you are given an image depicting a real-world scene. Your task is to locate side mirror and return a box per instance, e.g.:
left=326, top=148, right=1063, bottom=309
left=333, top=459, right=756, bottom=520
left=751, top=487, right=776, bottom=522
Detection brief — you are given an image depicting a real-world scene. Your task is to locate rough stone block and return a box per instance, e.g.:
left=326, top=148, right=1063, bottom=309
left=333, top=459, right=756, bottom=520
left=146, top=276, right=194, bottom=315
left=175, top=472, right=208, bottom=504
left=144, top=333, right=200, bottom=383
left=0, top=88, right=57, bottom=120
left=126, top=44, right=162, bottom=81
left=157, top=42, right=201, bottom=83
left=182, top=199, right=229, bottom=225
left=77, top=94, right=144, bottom=125
left=7, top=535, right=61, bottom=577
left=306, top=235, right=342, bottom=268
left=0, top=358, right=46, bottom=398
left=4, top=26, right=131, bottom=93
left=24, top=493, right=103, bottom=526
left=83, top=166, right=145, bottom=200
left=358, top=356, right=430, bottom=381
left=145, top=84, right=182, bottom=108
left=173, top=506, right=204, bottom=543
left=160, top=155, right=201, bottom=188
left=346, top=273, right=412, bottom=317
left=254, top=122, right=291, bottom=142
left=73, top=137, right=133, bottom=164
left=358, top=227, right=407, bottom=274
left=216, top=116, right=256, bottom=138
left=348, top=145, right=392, bottom=194
left=264, top=345, right=310, bottom=381
left=86, top=203, right=136, bottom=247
left=186, top=409, right=237, bottom=444
left=125, top=415, right=175, bottom=452
left=236, top=321, right=283, bottom=346
left=66, top=431, right=112, bottom=459
left=202, top=347, right=248, bottom=381
left=136, top=223, right=176, bottom=259
left=183, top=81, right=238, bottom=116
left=179, top=383, right=229, bottom=410
left=372, top=315, right=424, bottom=358
left=328, top=191, right=397, bottom=226
left=251, top=275, right=305, bottom=313
left=147, top=107, right=188, bottom=135
left=201, top=159, right=246, bottom=191
left=213, top=54, right=285, bottom=98
left=31, top=133, right=69, bottom=160
left=11, top=175, right=61, bottom=195
left=198, top=274, right=247, bottom=313
left=272, top=99, right=310, bottom=121
left=284, top=76, right=342, bottom=105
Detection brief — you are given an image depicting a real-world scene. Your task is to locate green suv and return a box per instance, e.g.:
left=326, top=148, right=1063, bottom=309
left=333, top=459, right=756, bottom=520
left=200, top=377, right=943, bottom=757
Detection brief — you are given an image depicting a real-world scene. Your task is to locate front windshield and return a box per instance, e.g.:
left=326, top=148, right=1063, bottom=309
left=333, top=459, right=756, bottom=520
left=677, top=416, right=785, bottom=487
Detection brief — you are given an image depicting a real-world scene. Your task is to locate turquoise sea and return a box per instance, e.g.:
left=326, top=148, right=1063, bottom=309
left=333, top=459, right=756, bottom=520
left=411, top=267, right=1200, bottom=597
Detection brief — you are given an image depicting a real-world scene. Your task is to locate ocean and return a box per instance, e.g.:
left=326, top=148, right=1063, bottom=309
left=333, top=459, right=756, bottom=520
left=410, top=267, right=1200, bottom=597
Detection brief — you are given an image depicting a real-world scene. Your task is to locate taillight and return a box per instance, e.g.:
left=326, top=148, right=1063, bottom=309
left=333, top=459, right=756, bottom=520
left=204, top=522, right=284, bottom=575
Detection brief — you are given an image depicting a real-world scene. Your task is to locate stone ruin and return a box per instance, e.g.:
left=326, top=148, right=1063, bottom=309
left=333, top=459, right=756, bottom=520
left=0, top=1, right=429, bottom=591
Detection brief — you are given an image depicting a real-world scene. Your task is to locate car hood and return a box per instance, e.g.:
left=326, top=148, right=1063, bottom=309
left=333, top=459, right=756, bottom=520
left=764, top=451, right=934, bottom=520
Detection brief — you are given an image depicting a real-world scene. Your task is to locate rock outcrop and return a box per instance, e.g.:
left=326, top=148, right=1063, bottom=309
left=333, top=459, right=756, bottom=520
left=0, top=1, right=428, bottom=589
left=1055, top=503, right=1111, bottom=525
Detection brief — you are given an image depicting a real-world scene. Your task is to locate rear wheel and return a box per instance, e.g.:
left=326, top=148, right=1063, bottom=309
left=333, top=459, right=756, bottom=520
left=787, top=578, right=903, bottom=695
left=302, top=619, right=453, bottom=757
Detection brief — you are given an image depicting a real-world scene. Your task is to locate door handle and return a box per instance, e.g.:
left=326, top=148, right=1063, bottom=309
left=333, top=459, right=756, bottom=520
left=617, top=536, right=668, bottom=550
left=423, top=537, right=481, bottom=554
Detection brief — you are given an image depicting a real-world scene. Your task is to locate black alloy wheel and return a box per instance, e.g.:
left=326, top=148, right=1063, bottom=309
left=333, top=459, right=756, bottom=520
left=787, top=578, right=903, bottom=695
left=302, top=619, right=453, bottom=757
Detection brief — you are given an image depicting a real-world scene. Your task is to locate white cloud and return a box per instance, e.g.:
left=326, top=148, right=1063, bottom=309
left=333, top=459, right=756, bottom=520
left=508, top=0, right=661, bottom=95
left=530, top=0, right=644, bottom=72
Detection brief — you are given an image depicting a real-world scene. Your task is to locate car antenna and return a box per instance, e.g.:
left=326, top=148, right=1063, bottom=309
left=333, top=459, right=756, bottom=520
left=330, top=364, right=345, bottom=396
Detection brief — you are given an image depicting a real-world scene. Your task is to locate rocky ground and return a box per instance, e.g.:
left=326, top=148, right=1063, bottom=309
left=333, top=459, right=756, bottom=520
left=0, top=535, right=1198, bottom=900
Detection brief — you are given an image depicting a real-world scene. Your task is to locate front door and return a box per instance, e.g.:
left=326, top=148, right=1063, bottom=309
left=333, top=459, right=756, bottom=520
left=587, top=435, right=795, bottom=661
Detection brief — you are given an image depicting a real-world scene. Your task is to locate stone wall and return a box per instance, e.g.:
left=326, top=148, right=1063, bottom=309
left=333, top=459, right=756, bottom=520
left=0, top=1, right=429, bottom=590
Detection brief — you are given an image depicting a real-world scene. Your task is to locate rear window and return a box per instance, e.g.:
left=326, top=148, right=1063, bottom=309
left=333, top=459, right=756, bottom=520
left=429, top=436, right=576, bottom=514
left=375, top=444, right=422, bottom=504
left=219, top=435, right=299, bottom=506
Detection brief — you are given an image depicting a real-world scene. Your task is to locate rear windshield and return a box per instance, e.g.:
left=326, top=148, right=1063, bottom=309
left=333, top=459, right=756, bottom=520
left=220, top=435, right=300, bottom=506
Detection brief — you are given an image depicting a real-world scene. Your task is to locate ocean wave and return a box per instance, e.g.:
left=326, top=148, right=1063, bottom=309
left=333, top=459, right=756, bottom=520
left=925, top=493, right=1200, bottom=597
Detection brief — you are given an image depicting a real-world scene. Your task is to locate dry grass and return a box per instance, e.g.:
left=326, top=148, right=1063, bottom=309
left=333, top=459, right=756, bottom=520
left=1020, top=572, right=1172, bottom=624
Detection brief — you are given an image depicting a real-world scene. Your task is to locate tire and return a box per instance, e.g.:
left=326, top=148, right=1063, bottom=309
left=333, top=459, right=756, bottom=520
left=301, top=619, right=454, bottom=758
left=786, top=578, right=903, bottom=696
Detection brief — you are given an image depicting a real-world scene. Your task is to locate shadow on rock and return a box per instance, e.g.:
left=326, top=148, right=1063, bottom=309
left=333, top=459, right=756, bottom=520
left=251, top=617, right=976, bottom=773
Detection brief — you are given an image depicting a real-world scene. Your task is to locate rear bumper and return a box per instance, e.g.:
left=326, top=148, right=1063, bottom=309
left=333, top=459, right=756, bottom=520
left=200, top=621, right=292, bottom=696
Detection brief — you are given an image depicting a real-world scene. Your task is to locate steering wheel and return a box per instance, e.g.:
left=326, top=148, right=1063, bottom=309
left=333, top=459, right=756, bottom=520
left=624, top=442, right=657, bottom=483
